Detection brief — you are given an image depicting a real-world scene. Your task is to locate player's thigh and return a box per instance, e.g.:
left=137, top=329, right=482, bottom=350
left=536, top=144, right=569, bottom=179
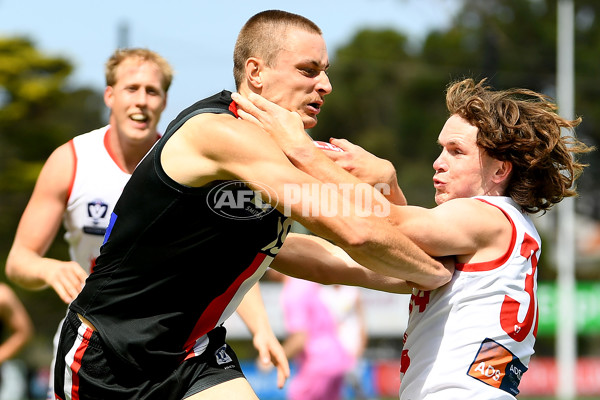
left=184, top=377, right=259, bottom=400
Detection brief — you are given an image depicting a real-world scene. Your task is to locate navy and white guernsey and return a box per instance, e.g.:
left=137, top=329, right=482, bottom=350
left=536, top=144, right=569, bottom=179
left=69, top=90, right=291, bottom=378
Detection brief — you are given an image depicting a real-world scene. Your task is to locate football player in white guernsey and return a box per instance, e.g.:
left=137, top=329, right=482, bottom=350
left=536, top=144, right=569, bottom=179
left=234, top=77, right=593, bottom=399
left=6, top=48, right=291, bottom=396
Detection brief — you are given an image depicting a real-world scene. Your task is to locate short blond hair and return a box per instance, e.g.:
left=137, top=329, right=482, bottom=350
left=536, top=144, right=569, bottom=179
left=105, top=48, right=174, bottom=92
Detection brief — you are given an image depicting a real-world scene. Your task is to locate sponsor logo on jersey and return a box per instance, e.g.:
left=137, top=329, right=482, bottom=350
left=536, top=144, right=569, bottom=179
left=467, top=338, right=527, bottom=396
left=83, top=199, right=109, bottom=235
left=215, top=344, right=233, bottom=365
left=206, top=180, right=277, bottom=220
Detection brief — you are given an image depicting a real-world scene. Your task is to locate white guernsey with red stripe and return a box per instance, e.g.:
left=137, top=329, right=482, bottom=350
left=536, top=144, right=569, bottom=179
left=399, top=196, right=540, bottom=399
left=64, top=126, right=132, bottom=274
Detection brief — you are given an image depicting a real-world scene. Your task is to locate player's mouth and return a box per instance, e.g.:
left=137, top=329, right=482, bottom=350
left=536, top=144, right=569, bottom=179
left=433, top=177, right=446, bottom=188
left=130, top=113, right=149, bottom=124
left=306, top=100, right=323, bottom=115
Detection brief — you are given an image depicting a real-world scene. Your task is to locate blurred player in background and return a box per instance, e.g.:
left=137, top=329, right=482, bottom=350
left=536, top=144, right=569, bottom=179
left=0, top=282, right=33, bottom=379
left=280, top=275, right=367, bottom=400
left=322, top=284, right=369, bottom=399
left=6, top=47, right=171, bottom=399
left=6, top=48, right=171, bottom=304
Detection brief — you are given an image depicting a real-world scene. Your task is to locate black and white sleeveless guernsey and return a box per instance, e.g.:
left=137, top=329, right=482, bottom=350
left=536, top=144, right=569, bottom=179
left=69, top=90, right=290, bottom=378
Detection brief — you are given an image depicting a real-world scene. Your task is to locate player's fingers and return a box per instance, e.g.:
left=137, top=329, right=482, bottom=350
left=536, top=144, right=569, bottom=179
left=62, top=281, right=83, bottom=303
left=53, top=282, right=75, bottom=304
left=65, top=270, right=87, bottom=289
left=330, top=137, right=352, bottom=148
left=276, top=364, right=288, bottom=389
left=246, top=91, right=278, bottom=112
left=236, top=109, right=262, bottom=127
left=74, top=266, right=89, bottom=281
left=321, top=150, right=345, bottom=164
left=254, top=343, right=271, bottom=367
left=231, top=92, right=264, bottom=116
left=271, top=350, right=290, bottom=388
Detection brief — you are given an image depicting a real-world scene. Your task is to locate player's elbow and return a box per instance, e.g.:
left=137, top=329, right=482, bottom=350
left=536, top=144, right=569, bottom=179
left=417, top=274, right=451, bottom=291
left=413, top=259, right=455, bottom=290
left=5, top=253, right=19, bottom=283
left=5, top=250, right=44, bottom=290
left=334, top=229, right=371, bottom=251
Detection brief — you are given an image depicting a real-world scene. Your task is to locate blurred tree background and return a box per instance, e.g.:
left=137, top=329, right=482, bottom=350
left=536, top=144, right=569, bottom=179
left=0, top=0, right=598, bottom=373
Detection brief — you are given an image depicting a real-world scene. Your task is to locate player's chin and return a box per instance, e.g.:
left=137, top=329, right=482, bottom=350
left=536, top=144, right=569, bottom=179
left=302, top=114, right=318, bottom=129
left=434, top=192, right=447, bottom=206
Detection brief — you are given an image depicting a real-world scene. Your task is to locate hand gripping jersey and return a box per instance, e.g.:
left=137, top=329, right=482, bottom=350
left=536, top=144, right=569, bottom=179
left=69, top=91, right=291, bottom=379
left=63, top=125, right=131, bottom=273
left=399, top=196, right=540, bottom=400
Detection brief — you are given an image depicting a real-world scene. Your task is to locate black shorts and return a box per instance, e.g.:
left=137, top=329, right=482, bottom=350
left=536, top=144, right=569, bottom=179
left=53, top=311, right=245, bottom=400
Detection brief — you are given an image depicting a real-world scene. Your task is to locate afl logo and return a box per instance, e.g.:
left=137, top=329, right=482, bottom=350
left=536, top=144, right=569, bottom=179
left=206, top=180, right=278, bottom=220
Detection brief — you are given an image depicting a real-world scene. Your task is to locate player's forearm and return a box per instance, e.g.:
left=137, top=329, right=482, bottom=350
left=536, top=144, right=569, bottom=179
left=282, top=332, right=305, bottom=359
left=339, top=215, right=453, bottom=291
left=273, top=234, right=412, bottom=294
left=0, top=322, right=33, bottom=363
left=325, top=246, right=412, bottom=293
left=287, top=205, right=450, bottom=291
left=350, top=243, right=451, bottom=291
left=337, top=267, right=412, bottom=294
left=5, top=248, right=52, bottom=290
left=386, top=176, right=406, bottom=206
left=236, top=283, right=271, bottom=336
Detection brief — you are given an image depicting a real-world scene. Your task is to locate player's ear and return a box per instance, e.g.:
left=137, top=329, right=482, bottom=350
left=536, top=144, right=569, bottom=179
left=104, top=86, right=114, bottom=108
left=246, top=57, right=264, bottom=89
left=493, top=160, right=512, bottom=184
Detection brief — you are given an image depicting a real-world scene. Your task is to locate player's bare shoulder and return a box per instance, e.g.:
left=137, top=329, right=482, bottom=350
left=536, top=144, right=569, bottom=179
left=175, top=113, right=261, bottom=158
left=436, top=197, right=497, bottom=216
left=442, top=197, right=512, bottom=246
left=45, top=142, right=76, bottom=174
left=193, top=111, right=290, bottom=166
left=31, top=142, right=75, bottom=201
left=161, top=112, right=285, bottom=187
left=160, top=113, right=238, bottom=187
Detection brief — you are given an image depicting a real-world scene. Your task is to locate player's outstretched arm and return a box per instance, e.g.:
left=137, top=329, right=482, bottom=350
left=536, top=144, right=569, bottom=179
left=0, top=283, right=33, bottom=363
left=272, top=233, right=416, bottom=294
left=236, top=283, right=289, bottom=389
left=6, top=144, right=89, bottom=303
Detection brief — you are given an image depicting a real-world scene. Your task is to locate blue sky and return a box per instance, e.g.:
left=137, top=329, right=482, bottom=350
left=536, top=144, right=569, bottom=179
left=0, top=0, right=462, bottom=130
